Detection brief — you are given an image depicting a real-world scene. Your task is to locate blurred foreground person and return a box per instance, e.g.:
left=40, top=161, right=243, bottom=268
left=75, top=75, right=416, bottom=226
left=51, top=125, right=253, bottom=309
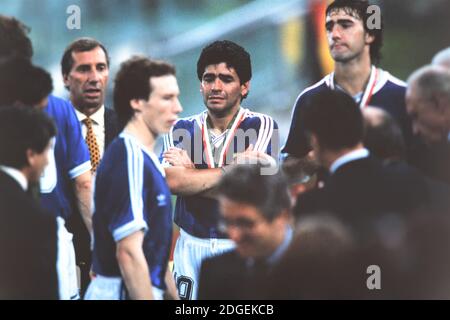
left=406, top=65, right=450, bottom=184
left=295, top=90, right=429, bottom=233
left=0, top=106, right=58, bottom=299
left=198, top=164, right=292, bottom=299
left=85, top=57, right=182, bottom=300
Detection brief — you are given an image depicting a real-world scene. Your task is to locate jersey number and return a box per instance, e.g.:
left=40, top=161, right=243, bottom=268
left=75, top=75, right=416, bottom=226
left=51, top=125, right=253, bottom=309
left=176, top=275, right=194, bottom=300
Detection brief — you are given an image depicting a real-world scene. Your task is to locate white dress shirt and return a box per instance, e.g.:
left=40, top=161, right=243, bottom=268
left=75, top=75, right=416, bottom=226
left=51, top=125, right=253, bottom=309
left=0, top=165, right=28, bottom=191
left=75, top=106, right=106, bottom=158
left=329, top=148, right=370, bottom=174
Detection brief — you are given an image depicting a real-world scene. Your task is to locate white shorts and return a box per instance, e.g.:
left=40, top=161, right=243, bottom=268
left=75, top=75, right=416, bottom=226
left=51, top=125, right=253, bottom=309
left=84, top=275, right=164, bottom=300
left=173, top=229, right=235, bottom=300
left=56, top=217, right=79, bottom=300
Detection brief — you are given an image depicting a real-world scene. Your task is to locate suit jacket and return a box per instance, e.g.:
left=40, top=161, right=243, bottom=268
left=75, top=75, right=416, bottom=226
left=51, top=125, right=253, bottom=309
left=408, top=138, right=450, bottom=185
left=0, top=171, right=58, bottom=299
left=385, top=160, right=450, bottom=213
left=198, top=250, right=272, bottom=300
left=295, top=156, right=430, bottom=236
left=104, top=107, right=120, bottom=149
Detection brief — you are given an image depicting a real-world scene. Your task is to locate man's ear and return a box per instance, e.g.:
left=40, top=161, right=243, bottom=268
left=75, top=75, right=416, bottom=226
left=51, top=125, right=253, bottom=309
left=435, top=94, right=450, bottom=129
left=26, top=149, right=36, bottom=168
left=63, top=73, right=70, bottom=90
left=309, top=133, right=319, bottom=150
left=435, top=93, right=449, bottom=114
left=241, top=81, right=250, bottom=98
left=130, top=99, right=142, bottom=112
left=365, top=32, right=375, bottom=45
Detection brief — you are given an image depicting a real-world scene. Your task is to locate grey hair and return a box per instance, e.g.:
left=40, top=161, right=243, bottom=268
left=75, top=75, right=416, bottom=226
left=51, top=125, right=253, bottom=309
left=432, top=47, right=450, bottom=69
left=407, top=65, right=450, bottom=101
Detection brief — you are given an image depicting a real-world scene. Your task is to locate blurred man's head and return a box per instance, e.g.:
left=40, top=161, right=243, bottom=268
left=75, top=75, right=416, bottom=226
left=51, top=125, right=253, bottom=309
left=0, top=56, right=53, bottom=110
left=0, top=106, right=56, bottom=183
left=61, top=38, right=110, bottom=116
left=0, top=15, right=33, bottom=60
left=217, top=164, right=291, bottom=259
left=113, top=56, right=182, bottom=134
left=363, top=106, right=406, bottom=161
left=406, top=65, right=450, bottom=144
left=302, top=89, right=364, bottom=168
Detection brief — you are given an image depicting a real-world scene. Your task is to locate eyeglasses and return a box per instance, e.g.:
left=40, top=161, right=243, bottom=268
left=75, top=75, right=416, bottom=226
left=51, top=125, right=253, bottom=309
left=218, top=217, right=263, bottom=233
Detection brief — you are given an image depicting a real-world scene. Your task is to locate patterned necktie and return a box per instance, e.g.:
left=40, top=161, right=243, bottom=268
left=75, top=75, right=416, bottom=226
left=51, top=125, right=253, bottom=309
left=83, top=117, right=100, bottom=172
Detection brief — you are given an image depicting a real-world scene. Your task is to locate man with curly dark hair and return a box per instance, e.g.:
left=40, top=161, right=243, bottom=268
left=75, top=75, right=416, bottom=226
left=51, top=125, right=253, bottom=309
left=162, top=40, right=279, bottom=300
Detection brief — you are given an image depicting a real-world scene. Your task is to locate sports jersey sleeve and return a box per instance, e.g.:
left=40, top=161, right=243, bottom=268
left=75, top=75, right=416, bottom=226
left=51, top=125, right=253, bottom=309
left=160, top=120, right=193, bottom=167
left=160, top=125, right=176, bottom=167
left=98, top=140, right=149, bottom=242
left=62, top=99, right=91, bottom=179
left=253, top=115, right=280, bottom=159
left=281, top=93, right=311, bottom=158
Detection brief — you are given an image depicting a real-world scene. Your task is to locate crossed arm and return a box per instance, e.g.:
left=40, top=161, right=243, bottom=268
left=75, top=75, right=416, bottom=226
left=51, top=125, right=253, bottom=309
left=163, top=145, right=275, bottom=197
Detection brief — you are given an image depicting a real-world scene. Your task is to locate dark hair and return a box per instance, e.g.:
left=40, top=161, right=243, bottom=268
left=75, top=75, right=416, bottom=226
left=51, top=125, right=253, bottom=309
left=363, top=107, right=405, bottom=161
left=302, top=89, right=363, bottom=151
left=0, top=15, right=33, bottom=60
left=326, top=0, right=383, bottom=65
left=113, top=56, right=176, bottom=128
left=0, top=56, right=53, bottom=107
left=217, top=164, right=291, bottom=222
left=197, top=40, right=252, bottom=90
left=61, top=37, right=110, bottom=77
left=0, top=106, right=56, bottom=169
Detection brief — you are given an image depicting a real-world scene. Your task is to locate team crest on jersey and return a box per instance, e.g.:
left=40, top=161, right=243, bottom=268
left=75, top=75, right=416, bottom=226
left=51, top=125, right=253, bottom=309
left=157, top=194, right=167, bottom=207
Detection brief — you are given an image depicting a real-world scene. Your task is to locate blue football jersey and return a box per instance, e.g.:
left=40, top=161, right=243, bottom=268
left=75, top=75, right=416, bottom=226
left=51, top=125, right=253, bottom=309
left=40, top=95, right=91, bottom=219
left=92, top=133, right=173, bottom=290
left=282, top=67, right=413, bottom=158
left=162, top=107, right=279, bottom=239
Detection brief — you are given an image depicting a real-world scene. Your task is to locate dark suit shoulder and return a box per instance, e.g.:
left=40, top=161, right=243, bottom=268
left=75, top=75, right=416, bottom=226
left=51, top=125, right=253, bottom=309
left=0, top=171, right=58, bottom=299
left=104, top=107, right=120, bottom=148
left=200, top=250, right=244, bottom=277
left=294, top=188, right=327, bottom=218
left=198, top=250, right=247, bottom=300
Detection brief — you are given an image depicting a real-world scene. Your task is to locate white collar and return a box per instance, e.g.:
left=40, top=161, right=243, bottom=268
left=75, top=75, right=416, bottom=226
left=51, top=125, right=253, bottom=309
left=328, top=66, right=382, bottom=108
left=330, top=148, right=370, bottom=174
left=266, top=225, right=294, bottom=265
left=119, top=132, right=166, bottom=177
left=246, top=225, right=294, bottom=268
left=75, top=105, right=105, bottom=127
left=0, top=165, right=28, bottom=191
left=201, top=108, right=247, bottom=168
